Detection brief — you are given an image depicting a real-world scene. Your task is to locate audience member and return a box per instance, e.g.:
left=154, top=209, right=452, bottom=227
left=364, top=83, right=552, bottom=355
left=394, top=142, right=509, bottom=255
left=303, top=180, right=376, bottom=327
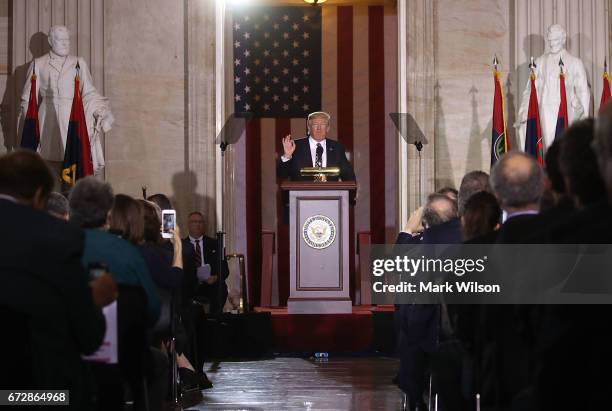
left=46, top=191, right=70, bottom=220
left=147, top=193, right=172, bottom=211
left=457, top=171, right=491, bottom=216
left=461, top=191, right=501, bottom=242
left=526, top=110, right=612, bottom=411
left=490, top=152, right=544, bottom=243
left=559, top=118, right=607, bottom=209
left=539, top=139, right=567, bottom=212
left=140, top=200, right=213, bottom=391
left=396, top=192, right=462, bottom=411
left=437, top=186, right=458, bottom=201
left=184, top=211, right=229, bottom=313
left=395, top=206, right=424, bottom=244
left=0, top=150, right=115, bottom=410
left=70, top=177, right=161, bottom=325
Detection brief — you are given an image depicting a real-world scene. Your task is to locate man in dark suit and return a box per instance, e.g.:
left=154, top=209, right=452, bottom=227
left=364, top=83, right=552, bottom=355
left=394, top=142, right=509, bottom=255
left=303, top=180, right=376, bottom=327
left=395, top=193, right=462, bottom=411
left=277, top=111, right=356, bottom=181
left=0, top=150, right=116, bottom=410
left=489, top=151, right=544, bottom=244
left=184, top=211, right=229, bottom=314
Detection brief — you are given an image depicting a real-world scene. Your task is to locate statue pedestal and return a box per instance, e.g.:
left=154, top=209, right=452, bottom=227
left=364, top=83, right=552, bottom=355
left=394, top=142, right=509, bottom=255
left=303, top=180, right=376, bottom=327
left=281, top=181, right=356, bottom=314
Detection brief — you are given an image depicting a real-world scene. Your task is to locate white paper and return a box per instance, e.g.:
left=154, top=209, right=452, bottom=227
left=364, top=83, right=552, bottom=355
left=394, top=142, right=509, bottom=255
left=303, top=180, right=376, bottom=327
left=197, top=264, right=211, bottom=282
left=83, top=301, right=118, bottom=364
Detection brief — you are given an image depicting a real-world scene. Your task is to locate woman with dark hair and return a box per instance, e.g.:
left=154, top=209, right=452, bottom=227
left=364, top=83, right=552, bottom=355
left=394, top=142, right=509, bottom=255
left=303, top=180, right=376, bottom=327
left=138, top=200, right=212, bottom=391
left=461, top=191, right=501, bottom=242
left=109, top=194, right=145, bottom=244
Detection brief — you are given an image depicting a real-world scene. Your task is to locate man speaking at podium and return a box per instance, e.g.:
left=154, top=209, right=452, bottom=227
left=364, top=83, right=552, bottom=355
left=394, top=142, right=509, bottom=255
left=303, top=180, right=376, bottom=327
left=277, top=111, right=356, bottom=182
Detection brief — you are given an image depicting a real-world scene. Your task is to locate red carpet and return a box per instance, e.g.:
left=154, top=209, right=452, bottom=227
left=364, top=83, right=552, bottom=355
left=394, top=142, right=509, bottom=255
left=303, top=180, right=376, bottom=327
left=253, top=305, right=394, bottom=353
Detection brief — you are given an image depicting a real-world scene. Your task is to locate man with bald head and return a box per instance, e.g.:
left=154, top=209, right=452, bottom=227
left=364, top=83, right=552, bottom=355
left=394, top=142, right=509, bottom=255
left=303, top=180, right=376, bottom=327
left=490, top=151, right=544, bottom=243
left=395, top=192, right=462, bottom=410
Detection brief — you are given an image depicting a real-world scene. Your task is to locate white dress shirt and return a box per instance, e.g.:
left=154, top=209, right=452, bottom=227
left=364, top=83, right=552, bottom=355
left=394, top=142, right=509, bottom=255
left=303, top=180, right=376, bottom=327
left=308, top=137, right=327, bottom=167
left=280, top=136, right=327, bottom=167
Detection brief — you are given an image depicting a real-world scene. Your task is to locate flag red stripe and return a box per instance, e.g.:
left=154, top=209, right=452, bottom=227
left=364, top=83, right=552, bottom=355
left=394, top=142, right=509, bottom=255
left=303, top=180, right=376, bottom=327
left=246, top=119, right=262, bottom=306
left=368, top=5, right=385, bottom=244
left=559, top=74, right=568, bottom=128
left=275, top=118, right=291, bottom=305
left=72, top=79, right=93, bottom=176
left=600, top=75, right=611, bottom=113
left=337, top=6, right=354, bottom=152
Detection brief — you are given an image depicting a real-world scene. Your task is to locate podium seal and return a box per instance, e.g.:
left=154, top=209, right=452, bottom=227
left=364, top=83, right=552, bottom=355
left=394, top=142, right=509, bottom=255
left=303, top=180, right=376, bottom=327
left=302, top=215, right=336, bottom=249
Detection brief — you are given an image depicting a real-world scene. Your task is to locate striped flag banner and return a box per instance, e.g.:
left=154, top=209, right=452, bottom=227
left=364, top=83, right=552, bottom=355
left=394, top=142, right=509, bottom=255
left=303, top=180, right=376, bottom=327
left=554, top=61, right=568, bottom=141
left=490, top=63, right=508, bottom=166
left=525, top=71, right=544, bottom=165
left=599, top=64, right=611, bottom=113
left=20, top=65, right=40, bottom=151
left=62, top=66, right=93, bottom=186
left=231, top=4, right=397, bottom=306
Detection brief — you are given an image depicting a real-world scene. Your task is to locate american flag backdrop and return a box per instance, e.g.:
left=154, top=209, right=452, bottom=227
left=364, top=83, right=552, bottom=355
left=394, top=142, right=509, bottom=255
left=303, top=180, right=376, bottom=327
left=232, top=7, right=322, bottom=117
left=231, top=3, right=398, bottom=306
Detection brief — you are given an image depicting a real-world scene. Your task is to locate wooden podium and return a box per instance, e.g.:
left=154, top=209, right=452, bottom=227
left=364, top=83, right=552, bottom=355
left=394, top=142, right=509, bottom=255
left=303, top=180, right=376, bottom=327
left=280, top=181, right=356, bottom=314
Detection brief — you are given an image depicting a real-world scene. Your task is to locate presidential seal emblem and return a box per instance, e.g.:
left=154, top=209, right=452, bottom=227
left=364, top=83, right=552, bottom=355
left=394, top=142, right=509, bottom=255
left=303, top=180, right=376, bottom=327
left=302, top=215, right=336, bottom=249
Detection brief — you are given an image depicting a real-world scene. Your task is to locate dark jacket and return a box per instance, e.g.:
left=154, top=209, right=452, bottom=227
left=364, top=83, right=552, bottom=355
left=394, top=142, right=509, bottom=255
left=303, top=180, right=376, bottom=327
left=0, top=199, right=105, bottom=410
left=276, top=137, right=356, bottom=181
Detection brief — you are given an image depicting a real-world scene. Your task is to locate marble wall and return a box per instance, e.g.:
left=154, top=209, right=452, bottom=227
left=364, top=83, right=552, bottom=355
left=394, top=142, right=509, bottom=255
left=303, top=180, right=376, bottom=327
left=1, top=0, right=219, bottom=235
left=429, top=0, right=610, bottom=193
left=434, top=0, right=511, bottom=189
left=2, top=0, right=611, bottom=231
left=103, top=0, right=189, bottom=221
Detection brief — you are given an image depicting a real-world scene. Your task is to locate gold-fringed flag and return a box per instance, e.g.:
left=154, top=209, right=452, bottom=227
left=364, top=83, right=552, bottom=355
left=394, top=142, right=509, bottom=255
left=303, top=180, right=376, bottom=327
left=600, top=59, right=611, bottom=113
left=554, top=58, right=568, bottom=140
left=20, top=61, right=40, bottom=151
left=491, top=56, right=509, bottom=166
left=62, top=62, right=93, bottom=186
left=524, top=57, right=544, bottom=165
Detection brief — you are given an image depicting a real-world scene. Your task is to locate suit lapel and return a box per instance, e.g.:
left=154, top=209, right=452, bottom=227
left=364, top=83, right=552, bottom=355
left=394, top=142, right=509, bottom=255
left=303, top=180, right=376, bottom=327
left=303, top=138, right=313, bottom=167
left=326, top=140, right=336, bottom=166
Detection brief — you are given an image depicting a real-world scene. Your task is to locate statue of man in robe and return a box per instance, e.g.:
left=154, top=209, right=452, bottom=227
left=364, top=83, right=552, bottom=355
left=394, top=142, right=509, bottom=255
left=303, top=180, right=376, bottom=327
left=20, top=25, right=113, bottom=173
left=517, top=24, right=590, bottom=150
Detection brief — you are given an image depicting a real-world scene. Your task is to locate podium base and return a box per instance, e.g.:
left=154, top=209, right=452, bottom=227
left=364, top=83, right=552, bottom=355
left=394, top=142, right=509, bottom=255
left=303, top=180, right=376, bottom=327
left=287, top=298, right=352, bottom=314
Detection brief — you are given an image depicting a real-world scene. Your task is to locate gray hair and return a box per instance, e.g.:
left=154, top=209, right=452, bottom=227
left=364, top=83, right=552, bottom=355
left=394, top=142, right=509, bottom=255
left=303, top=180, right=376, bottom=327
left=422, top=193, right=458, bottom=227
left=69, top=176, right=114, bottom=228
left=307, top=111, right=331, bottom=130
left=458, top=170, right=491, bottom=215
left=490, top=152, right=544, bottom=209
left=46, top=192, right=69, bottom=218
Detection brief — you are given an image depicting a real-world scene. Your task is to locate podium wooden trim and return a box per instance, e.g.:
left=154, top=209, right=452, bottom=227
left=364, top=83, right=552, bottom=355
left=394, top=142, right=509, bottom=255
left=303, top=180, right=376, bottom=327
left=280, top=181, right=357, bottom=191
left=281, top=180, right=356, bottom=314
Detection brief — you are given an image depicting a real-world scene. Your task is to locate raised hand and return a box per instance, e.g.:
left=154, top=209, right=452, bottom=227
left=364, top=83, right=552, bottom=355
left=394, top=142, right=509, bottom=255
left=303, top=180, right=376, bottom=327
left=282, top=135, right=296, bottom=158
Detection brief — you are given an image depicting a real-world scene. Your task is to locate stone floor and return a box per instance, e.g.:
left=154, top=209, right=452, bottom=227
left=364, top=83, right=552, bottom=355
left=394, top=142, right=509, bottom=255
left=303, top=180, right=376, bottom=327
left=184, top=356, right=404, bottom=410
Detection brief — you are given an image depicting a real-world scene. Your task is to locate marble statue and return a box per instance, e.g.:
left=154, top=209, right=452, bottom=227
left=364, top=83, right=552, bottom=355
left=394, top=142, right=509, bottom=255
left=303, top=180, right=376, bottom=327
left=517, top=24, right=590, bottom=150
left=20, top=25, right=113, bottom=173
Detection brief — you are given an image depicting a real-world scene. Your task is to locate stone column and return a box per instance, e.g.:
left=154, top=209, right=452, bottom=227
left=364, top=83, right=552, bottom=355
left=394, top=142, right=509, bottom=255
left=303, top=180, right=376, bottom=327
left=398, top=0, right=436, bottom=226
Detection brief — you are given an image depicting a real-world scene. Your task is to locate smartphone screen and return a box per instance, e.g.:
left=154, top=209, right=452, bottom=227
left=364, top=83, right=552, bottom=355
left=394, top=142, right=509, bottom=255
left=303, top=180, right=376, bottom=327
left=162, top=210, right=176, bottom=238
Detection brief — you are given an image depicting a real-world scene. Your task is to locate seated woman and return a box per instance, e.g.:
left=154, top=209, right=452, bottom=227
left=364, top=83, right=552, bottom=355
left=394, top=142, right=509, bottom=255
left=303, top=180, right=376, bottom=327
left=137, top=199, right=212, bottom=391
left=461, top=191, right=501, bottom=243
